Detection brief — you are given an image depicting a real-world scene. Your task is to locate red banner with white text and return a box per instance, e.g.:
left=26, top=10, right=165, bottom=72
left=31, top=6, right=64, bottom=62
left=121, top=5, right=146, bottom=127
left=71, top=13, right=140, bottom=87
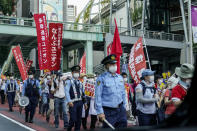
left=26, top=60, right=33, bottom=72
left=48, top=23, right=63, bottom=71
left=80, top=53, right=86, bottom=74
left=128, top=37, right=147, bottom=84
left=107, top=43, right=112, bottom=55
left=12, top=46, right=28, bottom=81
left=34, top=13, right=49, bottom=70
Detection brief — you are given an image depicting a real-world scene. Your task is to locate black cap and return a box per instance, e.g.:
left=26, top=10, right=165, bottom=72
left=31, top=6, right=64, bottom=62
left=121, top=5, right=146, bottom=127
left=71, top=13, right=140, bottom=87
left=101, top=54, right=117, bottom=65
left=71, top=65, right=81, bottom=72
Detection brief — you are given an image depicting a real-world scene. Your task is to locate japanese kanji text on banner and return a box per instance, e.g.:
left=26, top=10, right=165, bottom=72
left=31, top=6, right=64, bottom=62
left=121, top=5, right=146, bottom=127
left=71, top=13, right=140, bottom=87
left=84, top=79, right=95, bottom=97
left=49, top=23, right=63, bottom=71
left=26, top=60, right=33, bottom=72
left=12, top=46, right=28, bottom=81
left=128, top=37, right=147, bottom=84
left=34, top=13, right=49, bottom=70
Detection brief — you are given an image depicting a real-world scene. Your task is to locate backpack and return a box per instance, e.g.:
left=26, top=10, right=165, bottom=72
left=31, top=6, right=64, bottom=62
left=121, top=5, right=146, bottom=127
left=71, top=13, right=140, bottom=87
left=131, top=82, right=156, bottom=117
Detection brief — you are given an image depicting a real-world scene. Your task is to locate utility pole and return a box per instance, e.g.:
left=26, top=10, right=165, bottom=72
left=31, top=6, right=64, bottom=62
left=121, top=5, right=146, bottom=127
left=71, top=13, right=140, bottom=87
left=110, top=0, right=113, bottom=34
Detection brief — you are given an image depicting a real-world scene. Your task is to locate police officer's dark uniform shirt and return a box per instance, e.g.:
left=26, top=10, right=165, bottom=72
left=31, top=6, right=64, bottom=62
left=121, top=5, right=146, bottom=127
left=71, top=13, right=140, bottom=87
left=5, top=80, right=19, bottom=92
left=95, top=72, right=126, bottom=114
left=22, top=79, right=41, bottom=97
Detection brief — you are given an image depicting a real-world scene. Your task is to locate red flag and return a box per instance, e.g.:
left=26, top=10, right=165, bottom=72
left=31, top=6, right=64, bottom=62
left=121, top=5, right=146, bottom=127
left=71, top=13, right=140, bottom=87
left=80, top=53, right=86, bottom=74
left=12, top=46, right=28, bottom=81
left=107, top=43, right=112, bottom=55
left=48, top=23, right=63, bottom=71
left=128, top=37, right=147, bottom=84
left=25, top=60, right=33, bottom=72
left=34, top=13, right=49, bottom=70
left=111, top=18, right=123, bottom=74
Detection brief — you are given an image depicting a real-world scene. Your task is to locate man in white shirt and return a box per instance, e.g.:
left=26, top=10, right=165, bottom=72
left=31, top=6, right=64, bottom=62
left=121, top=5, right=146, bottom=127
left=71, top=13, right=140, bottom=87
left=52, top=72, right=69, bottom=129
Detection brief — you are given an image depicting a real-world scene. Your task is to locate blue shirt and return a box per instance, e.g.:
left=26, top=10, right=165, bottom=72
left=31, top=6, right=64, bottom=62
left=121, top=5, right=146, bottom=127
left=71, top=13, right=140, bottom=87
left=5, top=80, right=19, bottom=92
left=95, top=71, right=126, bottom=114
left=65, top=78, right=84, bottom=103
left=22, top=79, right=41, bottom=96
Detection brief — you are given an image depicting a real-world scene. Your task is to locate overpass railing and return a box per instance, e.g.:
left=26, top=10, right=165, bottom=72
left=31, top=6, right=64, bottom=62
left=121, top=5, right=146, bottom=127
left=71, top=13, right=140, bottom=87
left=0, top=16, right=184, bottom=42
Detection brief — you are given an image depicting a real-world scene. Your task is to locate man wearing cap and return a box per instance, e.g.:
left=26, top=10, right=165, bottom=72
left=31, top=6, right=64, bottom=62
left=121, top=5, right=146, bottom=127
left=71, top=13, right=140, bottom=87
left=172, top=63, right=194, bottom=107
left=135, top=69, right=159, bottom=126
left=95, top=54, right=127, bottom=129
left=5, top=73, right=19, bottom=112
left=65, top=65, right=87, bottom=131
left=22, top=70, right=41, bottom=123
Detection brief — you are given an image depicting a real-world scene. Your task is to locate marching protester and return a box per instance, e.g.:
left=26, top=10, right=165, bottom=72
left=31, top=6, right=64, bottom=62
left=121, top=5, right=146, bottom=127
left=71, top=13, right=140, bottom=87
left=0, top=77, right=6, bottom=104
left=46, top=72, right=57, bottom=123
left=65, top=65, right=87, bottom=131
left=135, top=69, right=159, bottom=126
left=5, top=73, right=19, bottom=112
left=164, top=76, right=179, bottom=118
left=22, top=70, right=41, bottom=123
left=52, top=72, right=69, bottom=129
left=172, top=63, right=194, bottom=108
left=95, top=54, right=127, bottom=129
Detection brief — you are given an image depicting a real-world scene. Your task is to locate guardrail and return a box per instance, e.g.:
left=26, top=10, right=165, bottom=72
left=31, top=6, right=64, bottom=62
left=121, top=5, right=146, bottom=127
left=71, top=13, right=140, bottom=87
left=0, top=16, right=184, bottom=42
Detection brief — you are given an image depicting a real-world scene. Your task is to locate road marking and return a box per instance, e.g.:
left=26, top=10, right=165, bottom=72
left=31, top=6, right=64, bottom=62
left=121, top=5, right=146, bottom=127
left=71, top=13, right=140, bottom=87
left=0, top=113, right=36, bottom=131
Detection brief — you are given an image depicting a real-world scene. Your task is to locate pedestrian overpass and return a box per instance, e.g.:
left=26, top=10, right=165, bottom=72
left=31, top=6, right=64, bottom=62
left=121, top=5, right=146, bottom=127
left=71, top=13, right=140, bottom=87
left=0, top=16, right=185, bottom=75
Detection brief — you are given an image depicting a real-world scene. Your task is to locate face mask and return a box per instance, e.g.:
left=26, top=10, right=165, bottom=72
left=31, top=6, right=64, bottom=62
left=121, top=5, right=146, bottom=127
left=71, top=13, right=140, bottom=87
left=124, top=78, right=128, bottom=82
left=73, top=73, right=79, bottom=79
left=185, top=79, right=192, bottom=87
left=109, top=65, right=117, bottom=74
left=10, top=77, right=14, bottom=80
left=47, top=76, right=51, bottom=80
left=29, top=75, right=33, bottom=79
left=83, top=77, right=87, bottom=81
left=149, top=76, right=154, bottom=83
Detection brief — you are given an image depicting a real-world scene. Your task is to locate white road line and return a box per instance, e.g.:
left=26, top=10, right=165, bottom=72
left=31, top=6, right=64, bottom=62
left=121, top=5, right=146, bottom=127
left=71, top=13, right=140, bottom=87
left=0, top=113, right=36, bottom=131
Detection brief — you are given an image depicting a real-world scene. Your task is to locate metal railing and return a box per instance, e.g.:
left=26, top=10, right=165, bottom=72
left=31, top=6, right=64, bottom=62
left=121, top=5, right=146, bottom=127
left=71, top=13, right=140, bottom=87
left=0, top=16, right=184, bottom=42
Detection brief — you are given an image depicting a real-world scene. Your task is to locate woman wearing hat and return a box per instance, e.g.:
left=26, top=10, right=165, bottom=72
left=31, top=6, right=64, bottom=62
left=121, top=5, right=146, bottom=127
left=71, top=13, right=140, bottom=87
left=171, top=63, right=194, bottom=108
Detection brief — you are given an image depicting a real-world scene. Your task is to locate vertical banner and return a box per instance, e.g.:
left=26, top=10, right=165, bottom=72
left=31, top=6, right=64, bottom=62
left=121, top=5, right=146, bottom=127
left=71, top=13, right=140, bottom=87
left=34, top=13, right=49, bottom=70
left=48, top=23, right=63, bottom=71
left=80, top=53, right=86, bottom=74
left=107, top=43, right=112, bottom=55
left=25, top=60, right=33, bottom=72
left=128, top=37, right=147, bottom=84
left=192, top=6, right=197, bottom=43
left=12, top=46, right=28, bottom=81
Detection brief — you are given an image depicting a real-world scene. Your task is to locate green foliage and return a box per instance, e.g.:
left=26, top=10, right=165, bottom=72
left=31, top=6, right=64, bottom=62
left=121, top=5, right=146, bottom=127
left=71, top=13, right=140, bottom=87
left=101, top=0, right=110, bottom=5
left=83, top=0, right=94, bottom=22
left=131, top=0, right=142, bottom=25
left=0, top=0, right=15, bottom=15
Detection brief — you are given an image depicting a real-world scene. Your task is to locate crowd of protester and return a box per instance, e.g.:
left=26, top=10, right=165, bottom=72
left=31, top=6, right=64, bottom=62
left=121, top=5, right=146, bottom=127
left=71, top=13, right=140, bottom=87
left=0, top=62, right=194, bottom=130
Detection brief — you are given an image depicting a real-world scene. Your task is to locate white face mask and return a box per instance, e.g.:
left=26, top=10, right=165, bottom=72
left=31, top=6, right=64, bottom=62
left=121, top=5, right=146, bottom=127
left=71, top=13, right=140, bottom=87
left=73, top=73, right=79, bottom=79
left=124, top=78, right=128, bottom=83
left=47, top=76, right=51, bottom=80
left=10, top=77, right=14, bottom=80
left=29, top=75, right=33, bottom=79
left=109, top=65, right=117, bottom=74
left=149, top=76, right=154, bottom=83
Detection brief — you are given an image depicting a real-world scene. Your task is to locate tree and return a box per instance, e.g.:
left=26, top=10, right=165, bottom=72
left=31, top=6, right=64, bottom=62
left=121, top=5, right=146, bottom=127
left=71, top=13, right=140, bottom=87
left=0, top=0, right=15, bottom=16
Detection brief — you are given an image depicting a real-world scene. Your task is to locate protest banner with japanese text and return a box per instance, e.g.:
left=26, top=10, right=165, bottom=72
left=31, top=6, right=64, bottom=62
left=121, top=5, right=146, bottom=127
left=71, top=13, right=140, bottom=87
left=25, top=60, right=33, bottom=72
left=84, top=79, right=95, bottom=97
left=80, top=53, right=86, bottom=74
left=34, top=13, right=49, bottom=70
left=128, top=37, right=147, bottom=84
left=12, top=46, right=28, bottom=81
left=48, top=23, right=63, bottom=71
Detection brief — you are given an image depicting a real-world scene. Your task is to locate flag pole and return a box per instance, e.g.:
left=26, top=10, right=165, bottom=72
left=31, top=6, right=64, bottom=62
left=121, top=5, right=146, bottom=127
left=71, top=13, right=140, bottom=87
left=141, top=0, right=151, bottom=70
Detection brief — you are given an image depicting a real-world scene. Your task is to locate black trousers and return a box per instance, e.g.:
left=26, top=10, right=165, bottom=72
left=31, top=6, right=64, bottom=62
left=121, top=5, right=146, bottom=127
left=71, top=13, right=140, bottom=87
left=0, top=90, right=5, bottom=104
left=25, top=97, right=38, bottom=121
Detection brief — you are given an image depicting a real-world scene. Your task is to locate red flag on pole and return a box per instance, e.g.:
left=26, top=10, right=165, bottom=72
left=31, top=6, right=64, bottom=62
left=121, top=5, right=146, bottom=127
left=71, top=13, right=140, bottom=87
left=34, top=13, right=49, bottom=70
left=128, top=37, right=147, bottom=84
left=80, top=53, right=86, bottom=74
left=12, top=46, right=28, bottom=81
left=107, top=43, right=112, bottom=55
left=111, top=18, right=123, bottom=74
left=48, top=23, right=63, bottom=71
left=25, top=60, right=33, bottom=72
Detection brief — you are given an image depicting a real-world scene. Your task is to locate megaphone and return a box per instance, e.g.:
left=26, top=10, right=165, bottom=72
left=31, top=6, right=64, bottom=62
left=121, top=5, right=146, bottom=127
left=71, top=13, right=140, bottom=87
left=18, top=96, right=29, bottom=107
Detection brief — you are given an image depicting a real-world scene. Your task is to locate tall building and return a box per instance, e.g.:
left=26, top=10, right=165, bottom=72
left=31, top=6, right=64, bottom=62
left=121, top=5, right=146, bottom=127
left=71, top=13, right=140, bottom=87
left=67, top=5, right=77, bottom=22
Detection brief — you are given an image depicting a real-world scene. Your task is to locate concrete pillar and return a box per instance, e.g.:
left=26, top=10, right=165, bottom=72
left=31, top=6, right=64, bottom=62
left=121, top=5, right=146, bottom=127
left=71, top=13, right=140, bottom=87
left=63, top=51, right=68, bottom=72
left=162, top=57, right=168, bottom=72
left=85, top=41, right=93, bottom=74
